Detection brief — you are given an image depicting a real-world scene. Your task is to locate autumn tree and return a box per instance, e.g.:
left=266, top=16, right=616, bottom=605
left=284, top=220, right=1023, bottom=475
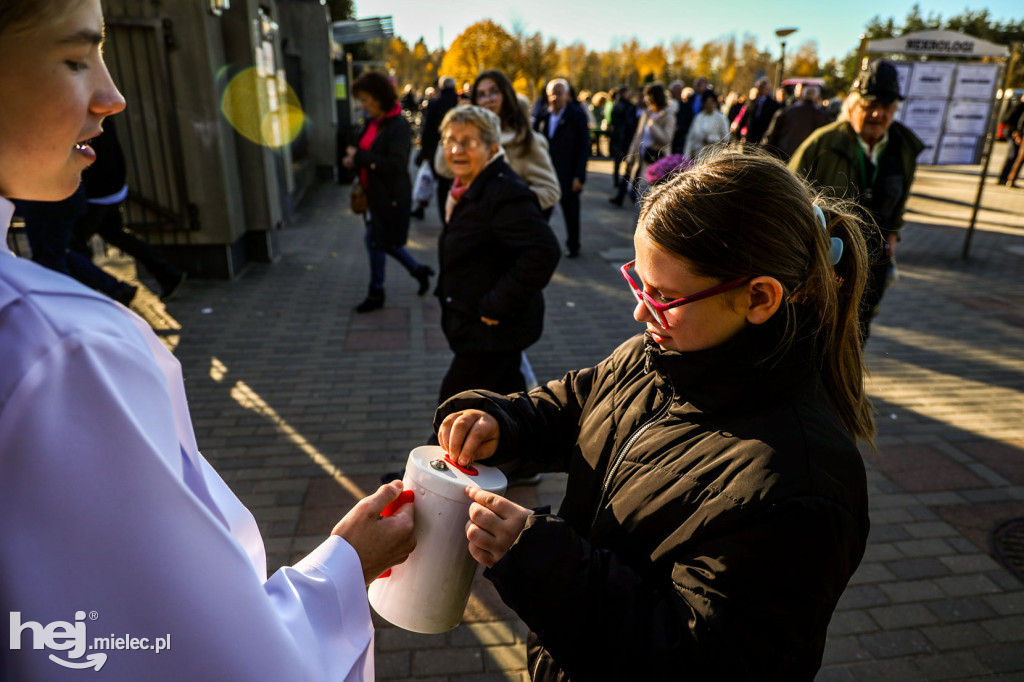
left=515, top=32, right=559, bottom=99
left=636, top=44, right=668, bottom=84
left=669, top=40, right=696, bottom=83
left=788, top=40, right=820, bottom=78
left=440, top=20, right=516, bottom=88
left=558, top=42, right=588, bottom=91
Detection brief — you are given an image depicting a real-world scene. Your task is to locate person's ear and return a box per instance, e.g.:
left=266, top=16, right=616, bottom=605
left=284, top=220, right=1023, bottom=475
left=490, top=143, right=500, bottom=156
left=744, top=276, right=784, bottom=325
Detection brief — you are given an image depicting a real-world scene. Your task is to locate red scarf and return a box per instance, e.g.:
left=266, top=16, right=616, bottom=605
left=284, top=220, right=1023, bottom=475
left=357, top=102, right=402, bottom=188
left=449, top=176, right=470, bottom=202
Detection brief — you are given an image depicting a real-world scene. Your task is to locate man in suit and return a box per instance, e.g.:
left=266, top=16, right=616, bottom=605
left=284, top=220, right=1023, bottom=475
left=534, top=78, right=590, bottom=258
left=743, top=78, right=781, bottom=146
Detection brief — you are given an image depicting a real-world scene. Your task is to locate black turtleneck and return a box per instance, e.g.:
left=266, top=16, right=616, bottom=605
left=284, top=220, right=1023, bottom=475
left=643, top=305, right=820, bottom=414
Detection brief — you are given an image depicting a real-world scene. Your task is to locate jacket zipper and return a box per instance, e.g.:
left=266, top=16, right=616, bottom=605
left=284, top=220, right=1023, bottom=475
left=589, top=395, right=673, bottom=530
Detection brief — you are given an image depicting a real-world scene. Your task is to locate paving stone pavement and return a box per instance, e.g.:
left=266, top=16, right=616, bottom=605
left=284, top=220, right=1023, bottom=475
left=103, top=144, right=1024, bottom=681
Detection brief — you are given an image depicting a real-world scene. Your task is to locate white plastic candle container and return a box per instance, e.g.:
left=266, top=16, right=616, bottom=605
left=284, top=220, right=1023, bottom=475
left=368, top=445, right=507, bottom=634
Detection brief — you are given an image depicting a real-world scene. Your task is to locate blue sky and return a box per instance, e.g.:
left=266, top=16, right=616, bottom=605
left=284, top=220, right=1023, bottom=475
left=364, top=0, right=1021, bottom=62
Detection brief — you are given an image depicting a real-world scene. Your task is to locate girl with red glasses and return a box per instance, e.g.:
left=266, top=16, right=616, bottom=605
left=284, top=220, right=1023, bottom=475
left=435, top=149, right=874, bottom=680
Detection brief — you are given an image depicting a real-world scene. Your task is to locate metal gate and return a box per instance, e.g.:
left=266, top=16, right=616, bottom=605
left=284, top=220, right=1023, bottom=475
left=101, top=1, right=197, bottom=236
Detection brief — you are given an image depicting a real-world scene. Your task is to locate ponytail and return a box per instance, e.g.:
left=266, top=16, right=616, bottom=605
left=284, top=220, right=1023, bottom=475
left=803, top=199, right=874, bottom=444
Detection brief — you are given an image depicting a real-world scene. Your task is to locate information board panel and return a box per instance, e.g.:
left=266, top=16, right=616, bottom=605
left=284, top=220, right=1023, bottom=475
left=901, top=99, right=948, bottom=133
left=952, top=64, right=999, bottom=100
left=944, top=100, right=991, bottom=135
left=908, top=62, right=955, bottom=98
left=936, top=135, right=977, bottom=164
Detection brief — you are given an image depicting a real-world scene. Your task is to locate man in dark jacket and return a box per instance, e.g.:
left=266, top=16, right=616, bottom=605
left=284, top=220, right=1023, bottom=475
left=608, top=86, right=637, bottom=189
left=790, top=60, right=924, bottom=341
left=668, top=81, right=693, bottom=155
left=743, top=78, right=781, bottom=146
left=534, top=78, right=591, bottom=258
left=998, top=93, right=1024, bottom=186
left=418, top=77, right=458, bottom=222
left=761, top=84, right=833, bottom=161
left=71, top=119, right=187, bottom=300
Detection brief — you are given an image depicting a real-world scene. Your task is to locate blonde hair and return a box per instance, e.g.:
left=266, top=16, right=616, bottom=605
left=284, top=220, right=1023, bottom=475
left=639, top=148, right=875, bottom=443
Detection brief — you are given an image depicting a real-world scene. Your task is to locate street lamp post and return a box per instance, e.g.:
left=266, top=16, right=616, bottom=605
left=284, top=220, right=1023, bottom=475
left=775, top=27, right=798, bottom=91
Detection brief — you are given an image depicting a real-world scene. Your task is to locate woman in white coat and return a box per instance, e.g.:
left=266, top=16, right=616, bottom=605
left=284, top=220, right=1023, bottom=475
left=685, top=91, right=731, bottom=159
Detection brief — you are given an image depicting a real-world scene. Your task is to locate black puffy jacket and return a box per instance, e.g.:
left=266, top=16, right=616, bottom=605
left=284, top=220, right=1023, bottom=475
left=435, top=309, right=870, bottom=681
left=437, top=156, right=560, bottom=355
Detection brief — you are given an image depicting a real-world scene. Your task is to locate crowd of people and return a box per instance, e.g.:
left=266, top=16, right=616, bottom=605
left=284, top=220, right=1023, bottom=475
left=2, top=1, right=959, bottom=677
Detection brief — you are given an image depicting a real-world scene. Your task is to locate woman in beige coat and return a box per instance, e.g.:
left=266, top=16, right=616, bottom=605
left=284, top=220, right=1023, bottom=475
left=434, top=70, right=560, bottom=212
left=610, top=82, right=676, bottom=206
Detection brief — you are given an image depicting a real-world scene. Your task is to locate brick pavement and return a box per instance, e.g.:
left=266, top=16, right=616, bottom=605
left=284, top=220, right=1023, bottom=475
left=104, top=145, right=1024, bottom=680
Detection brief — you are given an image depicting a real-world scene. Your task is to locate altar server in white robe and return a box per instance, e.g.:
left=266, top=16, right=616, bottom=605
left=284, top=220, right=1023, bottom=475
left=0, top=2, right=415, bottom=680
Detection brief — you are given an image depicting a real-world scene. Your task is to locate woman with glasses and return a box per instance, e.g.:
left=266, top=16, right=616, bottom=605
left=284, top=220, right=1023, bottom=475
left=433, top=70, right=560, bottom=214
left=434, top=105, right=560, bottom=406
left=434, top=150, right=873, bottom=680
left=343, top=70, right=433, bottom=313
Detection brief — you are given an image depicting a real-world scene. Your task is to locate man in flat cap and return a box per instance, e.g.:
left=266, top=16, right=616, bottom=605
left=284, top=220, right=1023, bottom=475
left=790, top=59, right=923, bottom=342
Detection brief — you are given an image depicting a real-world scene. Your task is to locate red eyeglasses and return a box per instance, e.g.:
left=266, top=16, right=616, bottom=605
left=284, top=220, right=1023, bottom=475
left=620, top=260, right=749, bottom=329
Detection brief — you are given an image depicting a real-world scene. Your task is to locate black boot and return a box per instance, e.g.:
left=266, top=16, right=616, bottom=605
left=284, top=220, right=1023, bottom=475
left=355, top=287, right=385, bottom=313
left=412, top=265, right=434, bottom=296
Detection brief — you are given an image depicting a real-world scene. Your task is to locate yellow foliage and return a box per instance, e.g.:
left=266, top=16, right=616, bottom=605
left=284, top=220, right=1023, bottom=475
left=440, top=20, right=516, bottom=87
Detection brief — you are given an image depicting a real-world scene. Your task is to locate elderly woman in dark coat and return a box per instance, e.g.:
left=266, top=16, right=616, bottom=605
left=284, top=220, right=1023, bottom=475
left=343, top=71, right=432, bottom=312
left=435, top=106, right=561, bottom=404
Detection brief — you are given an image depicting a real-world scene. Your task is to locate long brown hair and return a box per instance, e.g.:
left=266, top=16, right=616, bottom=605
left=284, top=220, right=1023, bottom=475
left=471, top=69, right=533, bottom=148
left=639, top=148, right=875, bottom=443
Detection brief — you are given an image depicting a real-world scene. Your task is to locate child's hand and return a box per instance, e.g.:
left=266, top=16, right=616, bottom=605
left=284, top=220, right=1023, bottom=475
left=438, top=409, right=499, bottom=466
left=464, top=486, right=531, bottom=567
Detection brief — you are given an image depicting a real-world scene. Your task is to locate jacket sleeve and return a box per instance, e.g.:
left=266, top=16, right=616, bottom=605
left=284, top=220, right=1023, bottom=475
left=571, top=109, right=591, bottom=184
left=788, top=131, right=824, bottom=180
left=761, top=109, right=784, bottom=149
left=684, top=117, right=704, bottom=159
left=514, top=135, right=561, bottom=210
left=485, top=492, right=864, bottom=680
left=433, top=351, right=611, bottom=473
left=0, top=328, right=372, bottom=681
left=476, top=191, right=561, bottom=321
